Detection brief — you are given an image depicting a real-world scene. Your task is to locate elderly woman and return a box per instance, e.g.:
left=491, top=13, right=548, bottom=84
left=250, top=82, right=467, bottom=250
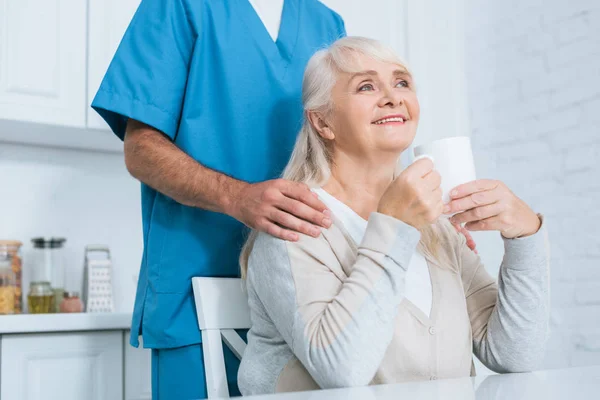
left=237, top=36, right=549, bottom=396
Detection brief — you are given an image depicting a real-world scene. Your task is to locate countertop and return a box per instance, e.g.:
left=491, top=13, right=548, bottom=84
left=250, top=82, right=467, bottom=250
left=0, top=312, right=132, bottom=334
left=235, top=365, right=600, bottom=400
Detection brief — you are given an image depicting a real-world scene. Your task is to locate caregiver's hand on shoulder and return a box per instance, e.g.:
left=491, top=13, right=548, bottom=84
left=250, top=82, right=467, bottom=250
left=445, top=179, right=541, bottom=239
left=231, top=179, right=332, bottom=242
left=378, top=157, right=443, bottom=230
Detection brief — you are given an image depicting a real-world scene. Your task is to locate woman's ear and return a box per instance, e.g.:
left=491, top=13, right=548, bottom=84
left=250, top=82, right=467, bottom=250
left=307, top=110, right=335, bottom=140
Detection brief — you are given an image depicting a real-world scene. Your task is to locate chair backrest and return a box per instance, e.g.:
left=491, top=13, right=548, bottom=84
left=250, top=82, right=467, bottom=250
left=192, top=277, right=251, bottom=399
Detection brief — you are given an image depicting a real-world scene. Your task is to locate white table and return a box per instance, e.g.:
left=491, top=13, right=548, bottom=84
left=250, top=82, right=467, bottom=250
left=236, top=365, right=600, bottom=400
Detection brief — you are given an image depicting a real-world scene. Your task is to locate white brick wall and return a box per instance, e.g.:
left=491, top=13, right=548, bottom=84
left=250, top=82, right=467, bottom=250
left=465, top=0, right=600, bottom=369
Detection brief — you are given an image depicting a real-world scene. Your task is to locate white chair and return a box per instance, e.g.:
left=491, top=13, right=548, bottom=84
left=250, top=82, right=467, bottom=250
left=192, top=277, right=251, bottom=399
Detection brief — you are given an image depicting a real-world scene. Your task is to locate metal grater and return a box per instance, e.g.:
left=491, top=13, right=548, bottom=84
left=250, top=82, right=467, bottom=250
left=82, top=245, right=114, bottom=313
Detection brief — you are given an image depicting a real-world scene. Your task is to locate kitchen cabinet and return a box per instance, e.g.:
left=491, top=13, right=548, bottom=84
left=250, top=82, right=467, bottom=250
left=0, top=313, right=151, bottom=400
left=0, top=0, right=140, bottom=153
left=1, top=331, right=123, bottom=400
left=0, top=0, right=87, bottom=127
left=125, top=336, right=152, bottom=400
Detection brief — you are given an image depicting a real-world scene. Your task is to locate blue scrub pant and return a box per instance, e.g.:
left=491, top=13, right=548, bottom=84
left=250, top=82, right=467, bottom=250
left=151, top=331, right=247, bottom=400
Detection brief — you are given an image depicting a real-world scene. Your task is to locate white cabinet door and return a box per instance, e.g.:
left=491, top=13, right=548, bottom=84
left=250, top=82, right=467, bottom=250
left=87, top=0, right=141, bottom=130
left=320, top=0, right=407, bottom=55
left=0, top=0, right=87, bottom=127
left=0, top=332, right=123, bottom=400
left=124, top=333, right=152, bottom=400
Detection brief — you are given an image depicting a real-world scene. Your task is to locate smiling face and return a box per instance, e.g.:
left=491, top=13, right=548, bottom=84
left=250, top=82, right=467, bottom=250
left=310, top=52, right=420, bottom=162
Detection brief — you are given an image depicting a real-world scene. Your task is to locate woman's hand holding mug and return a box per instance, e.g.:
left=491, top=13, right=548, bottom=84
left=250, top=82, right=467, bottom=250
left=378, top=157, right=444, bottom=230
left=445, top=179, right=541, bottom=239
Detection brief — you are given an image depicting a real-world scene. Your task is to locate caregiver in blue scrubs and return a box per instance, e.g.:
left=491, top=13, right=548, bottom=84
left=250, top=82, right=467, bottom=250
left=91, top=0, right=345, bottom=398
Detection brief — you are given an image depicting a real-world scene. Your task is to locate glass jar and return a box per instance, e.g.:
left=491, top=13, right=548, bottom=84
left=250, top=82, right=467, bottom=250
left=60, top=291, right=83, bottom=313
left=0, top=252, right=16, bottom=314
left=31, top=237, right=66, bottom=313
left=0, top=241, right=23, bottom=313
left=27, top=281, right=54, bottom=314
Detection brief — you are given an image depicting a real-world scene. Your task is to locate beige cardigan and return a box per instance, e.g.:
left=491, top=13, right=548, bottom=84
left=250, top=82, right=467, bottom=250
left=238, top=212, right=550, bottom=395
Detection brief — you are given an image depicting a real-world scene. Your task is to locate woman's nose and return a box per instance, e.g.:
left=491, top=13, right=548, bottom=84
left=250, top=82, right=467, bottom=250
left=379, top=87, right=403, bottom=107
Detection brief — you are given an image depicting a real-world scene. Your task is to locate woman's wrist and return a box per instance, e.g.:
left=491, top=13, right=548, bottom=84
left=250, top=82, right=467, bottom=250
left=503, top=212, right=542, bottom=239
left=518, top=213, right=542, bottom=238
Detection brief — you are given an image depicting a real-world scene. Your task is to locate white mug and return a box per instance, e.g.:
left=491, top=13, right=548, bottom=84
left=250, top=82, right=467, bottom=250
left=412, top=136, right=477, bottom=205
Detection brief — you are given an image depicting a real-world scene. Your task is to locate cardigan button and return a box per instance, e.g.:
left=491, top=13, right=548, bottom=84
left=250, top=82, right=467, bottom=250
left=429, top=326, right=436, bottom=335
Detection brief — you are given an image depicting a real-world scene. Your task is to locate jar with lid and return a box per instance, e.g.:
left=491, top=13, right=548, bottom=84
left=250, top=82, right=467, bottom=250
left=28, top=281, right=54, bottom=314
left=0, top=252, right=16, bottom=314
left=60, top=291, right=83, bottom=313
left=31, top=237, right=66, bottom=313
left=0, top=240, right=23, bottom=313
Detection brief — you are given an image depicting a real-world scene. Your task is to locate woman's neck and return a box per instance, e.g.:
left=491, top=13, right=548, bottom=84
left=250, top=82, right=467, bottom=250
left=323, top=153, right=397, bottom=220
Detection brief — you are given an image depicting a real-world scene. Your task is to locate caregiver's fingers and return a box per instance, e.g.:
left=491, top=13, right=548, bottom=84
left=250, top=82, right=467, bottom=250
left=279, top=180, right=329, bottom=215
left=269, top=209, right=323, bottom=239
left=278, top=196, right=332, bottom=232
left=261, top=220, right=301, bottom=242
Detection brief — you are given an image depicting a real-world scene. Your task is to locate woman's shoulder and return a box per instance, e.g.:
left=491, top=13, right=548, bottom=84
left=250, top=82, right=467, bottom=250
left=251, top=229, right=331, bottom=262
left=248, top=232, right=288, bottom=274
left=250, top=227, right=346, bottom=276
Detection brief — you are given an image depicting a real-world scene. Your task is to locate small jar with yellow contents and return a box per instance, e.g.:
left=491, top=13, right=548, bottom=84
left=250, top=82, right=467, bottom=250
left=28, top=281, right=54, bottom=314
left=0, top=251, right=16, bottom=314
left=0, top=241, right=22, bottom=313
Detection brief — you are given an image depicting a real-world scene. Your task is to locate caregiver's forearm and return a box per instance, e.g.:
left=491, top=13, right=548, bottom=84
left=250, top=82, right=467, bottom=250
left=123, top=119, right=244, bottom=213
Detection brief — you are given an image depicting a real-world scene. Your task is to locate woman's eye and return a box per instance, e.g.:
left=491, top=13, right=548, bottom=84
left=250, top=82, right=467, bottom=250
left=396, top=80, right=409, bottom=88
left=358, top=84, right=374, bottom=92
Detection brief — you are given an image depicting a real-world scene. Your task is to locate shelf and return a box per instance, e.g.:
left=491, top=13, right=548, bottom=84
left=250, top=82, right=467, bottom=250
left=0, top=312, right=131, bottom=334
left=0, top=118, right=123, bottom=153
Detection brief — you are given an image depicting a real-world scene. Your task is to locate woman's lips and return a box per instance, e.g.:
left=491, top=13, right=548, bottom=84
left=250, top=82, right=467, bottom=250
left=372, top=115, right=408, bottom=125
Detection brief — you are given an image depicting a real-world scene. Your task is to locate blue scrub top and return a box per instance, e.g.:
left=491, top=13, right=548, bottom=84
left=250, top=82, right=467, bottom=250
left=92, top=0, right=345, bottom=349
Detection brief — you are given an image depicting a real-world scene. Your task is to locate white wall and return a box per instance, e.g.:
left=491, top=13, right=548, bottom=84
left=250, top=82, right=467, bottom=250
left=465, top=0, right=600, bottom=368
left=0, top=142, right=141, bottom=312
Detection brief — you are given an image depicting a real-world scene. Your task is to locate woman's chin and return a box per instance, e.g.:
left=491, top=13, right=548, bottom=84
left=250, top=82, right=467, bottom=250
left=378, top=136, right=413, bottom=154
